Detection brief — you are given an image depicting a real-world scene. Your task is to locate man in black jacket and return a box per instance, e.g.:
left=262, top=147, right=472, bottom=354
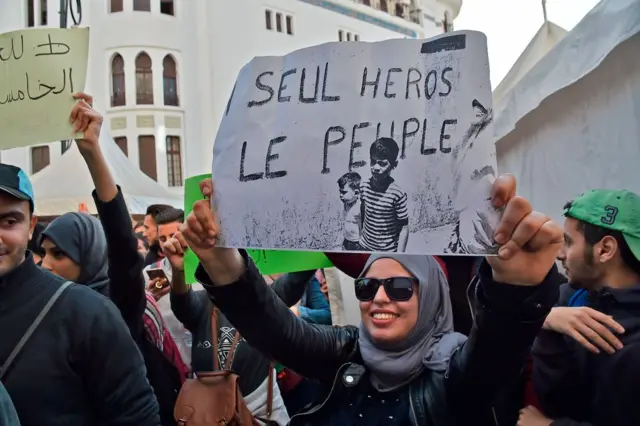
left=524, top=190, right=640, bottom=426
left=0, top=163, right=159, bottom=425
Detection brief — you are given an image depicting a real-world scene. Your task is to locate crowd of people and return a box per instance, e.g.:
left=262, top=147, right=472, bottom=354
left=0, top=93, right=637, bottom=426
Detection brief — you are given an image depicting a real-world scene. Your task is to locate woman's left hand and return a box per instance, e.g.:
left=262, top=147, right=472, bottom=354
left=70, top=92, right=103, bottom=151
left=487, top=174, right=564, bottom=286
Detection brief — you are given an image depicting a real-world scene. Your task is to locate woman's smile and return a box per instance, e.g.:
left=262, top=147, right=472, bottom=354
left=370, top=309, right=400, bottom=327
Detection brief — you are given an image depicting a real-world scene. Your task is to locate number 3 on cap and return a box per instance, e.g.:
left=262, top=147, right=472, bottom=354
left=601, top=205, right=618, bottom=225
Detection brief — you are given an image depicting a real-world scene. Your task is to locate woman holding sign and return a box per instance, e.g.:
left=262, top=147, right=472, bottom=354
left=179, top=176, right=563, bottom=425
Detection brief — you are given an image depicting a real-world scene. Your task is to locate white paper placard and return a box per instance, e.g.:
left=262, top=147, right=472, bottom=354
left=212, top=30, right=499, bottom=255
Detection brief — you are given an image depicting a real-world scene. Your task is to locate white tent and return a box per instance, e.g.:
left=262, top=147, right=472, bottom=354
left=493, top=20, right=567, bottom=112
left=31, top=131, right=182, bottom=216
left=495, top=0, right=640, bottom=222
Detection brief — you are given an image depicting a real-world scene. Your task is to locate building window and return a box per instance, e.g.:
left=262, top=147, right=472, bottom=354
left=362, top=0, right=370, bottom=5
left=114, top=137, right=128, bottom=156
left=138, top=135, right=157, bottom=180
left=265, top=10, right=272, bottom=30
left=380, top=0, right=388, bottom=13
left=162, top=55, right=179, bottom=106
left=60, top=140, right=72, bottom=154
left=135, top=52, right=154, bottom=105
left=133, top=0, right=151, bottom=12
left=165, top=136, right=182, bottom=187
left=111, top=54, right=126, bottom=107
left=395, top=3, right=404, bottom=18
left=275, top=13, right=282, bottom=32
left=339, top=30, right=359, bottom=42
left=160, top=0, right=174, bottom=15
left=286, top=15, right=293, bottom=35
left=110, top=0, right=123, bottom=12
left=31, top=146, right=50, bottom=174
left=39, top=0, right=47, bottom=25
left=26, top=0, right=35, bottom=27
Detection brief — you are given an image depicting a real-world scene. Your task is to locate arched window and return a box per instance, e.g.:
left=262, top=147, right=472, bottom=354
left=111, top=54, right=126, bottom=107
left=162, top=55, right=178, bottom=106
left=380, top=0, right=388, bottom=13
left=135, top=52, right=154, bottom=105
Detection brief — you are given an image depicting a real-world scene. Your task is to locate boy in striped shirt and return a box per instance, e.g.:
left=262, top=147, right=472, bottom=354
left=359, top=137, right=409, bottom=252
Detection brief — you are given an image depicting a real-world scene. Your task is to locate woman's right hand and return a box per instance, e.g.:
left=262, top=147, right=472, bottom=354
left=181, top=178, right=244, bottom=285
left=544, top=306, right=625, bottom=354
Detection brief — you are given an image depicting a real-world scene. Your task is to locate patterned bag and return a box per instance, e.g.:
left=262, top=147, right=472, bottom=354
left=174, top=309, right=274, bottom=425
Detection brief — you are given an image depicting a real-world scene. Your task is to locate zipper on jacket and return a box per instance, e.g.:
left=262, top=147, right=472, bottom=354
left=287, top=363, right=349, bottom=425
left=466, top=275, right=479, bottom=323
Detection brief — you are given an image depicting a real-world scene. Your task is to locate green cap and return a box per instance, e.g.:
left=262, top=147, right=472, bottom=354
left=563, top=189, right=640, bottom=261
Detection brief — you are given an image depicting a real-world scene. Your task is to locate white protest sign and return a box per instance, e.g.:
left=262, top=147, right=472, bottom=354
left=0, top=27, right=89, bottom=149
left=213, top=30, right=499, bottom=255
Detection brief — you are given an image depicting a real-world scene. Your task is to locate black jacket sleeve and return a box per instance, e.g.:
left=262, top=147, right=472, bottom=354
left=551, top=420, right=593, bottom=426
left=76, top=289, right=159, bottom=425
left=270, top=270, right=316, bottom=307
left=197, top=250, right=358, bottom=382
left=534, top=325, right=640, bottom=426
left=447, top=260, right=559, bottom=412
left=93, top=188, right=146, bottom=338
left=532, top=328, right=582, bottom=418
left=170, top=289, right=210, bottom=332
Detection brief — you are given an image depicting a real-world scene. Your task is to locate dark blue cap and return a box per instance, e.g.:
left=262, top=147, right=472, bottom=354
left=0, top=164, right=35, bottom=211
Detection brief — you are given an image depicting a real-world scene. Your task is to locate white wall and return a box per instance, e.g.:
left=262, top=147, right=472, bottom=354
left=1, top=0, right=456, bottom=190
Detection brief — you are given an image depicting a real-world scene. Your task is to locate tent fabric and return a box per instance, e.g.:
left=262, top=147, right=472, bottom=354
left=31, top=132, right=182, bottom=216
left=494, top=0, right=640, bottom=141
left=495, top=0, right=640, bottom=224
left=493, top=21, right=567, bottom=112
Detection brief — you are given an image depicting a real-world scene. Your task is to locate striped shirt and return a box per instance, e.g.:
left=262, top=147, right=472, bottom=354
left=359, top=178, right=409, bottom=251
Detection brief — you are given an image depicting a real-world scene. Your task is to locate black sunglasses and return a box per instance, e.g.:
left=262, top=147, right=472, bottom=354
left=354, top=277, right=417, bottom=302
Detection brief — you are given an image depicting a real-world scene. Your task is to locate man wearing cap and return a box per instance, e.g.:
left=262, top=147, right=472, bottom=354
left=520, top=190, right=640, bottom=426
left=0, top=165, right=159, bottom=423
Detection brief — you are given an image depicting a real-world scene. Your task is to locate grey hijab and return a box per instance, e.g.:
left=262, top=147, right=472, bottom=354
left=42, top=212, right=109, bottom=295
left=358, top=254, right=467, bottom=392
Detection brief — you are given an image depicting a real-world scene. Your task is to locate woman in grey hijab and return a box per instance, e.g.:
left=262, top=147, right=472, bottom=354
left=357, top=254, right=466, bottom=392
left=40, top=212, right=109, bottom=295
left=189, top=243, right=556, bottom=426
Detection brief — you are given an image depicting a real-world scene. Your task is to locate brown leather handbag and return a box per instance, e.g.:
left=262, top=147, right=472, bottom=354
left=174, top=309, right=274, bottom=425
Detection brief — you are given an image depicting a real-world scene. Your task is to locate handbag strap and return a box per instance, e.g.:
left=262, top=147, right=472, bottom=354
left=0, top=281, right=73, bottom=380
left=266, top=362, right=274, bottom=417
left=211, top=308, right=242, bottom=371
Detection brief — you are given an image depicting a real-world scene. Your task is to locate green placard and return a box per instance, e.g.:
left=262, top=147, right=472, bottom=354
left=183, top=174, right=333, bottom=283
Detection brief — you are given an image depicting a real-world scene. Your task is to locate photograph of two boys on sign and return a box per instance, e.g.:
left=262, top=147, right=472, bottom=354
left=209, top=30, right=499, bottom=261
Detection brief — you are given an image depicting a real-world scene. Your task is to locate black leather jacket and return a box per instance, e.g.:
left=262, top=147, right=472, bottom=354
left=198, top=251, right=559, bottom=426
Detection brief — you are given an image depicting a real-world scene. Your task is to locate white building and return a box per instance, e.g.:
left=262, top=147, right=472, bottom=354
left=0, top=0, right=461, bottom=194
